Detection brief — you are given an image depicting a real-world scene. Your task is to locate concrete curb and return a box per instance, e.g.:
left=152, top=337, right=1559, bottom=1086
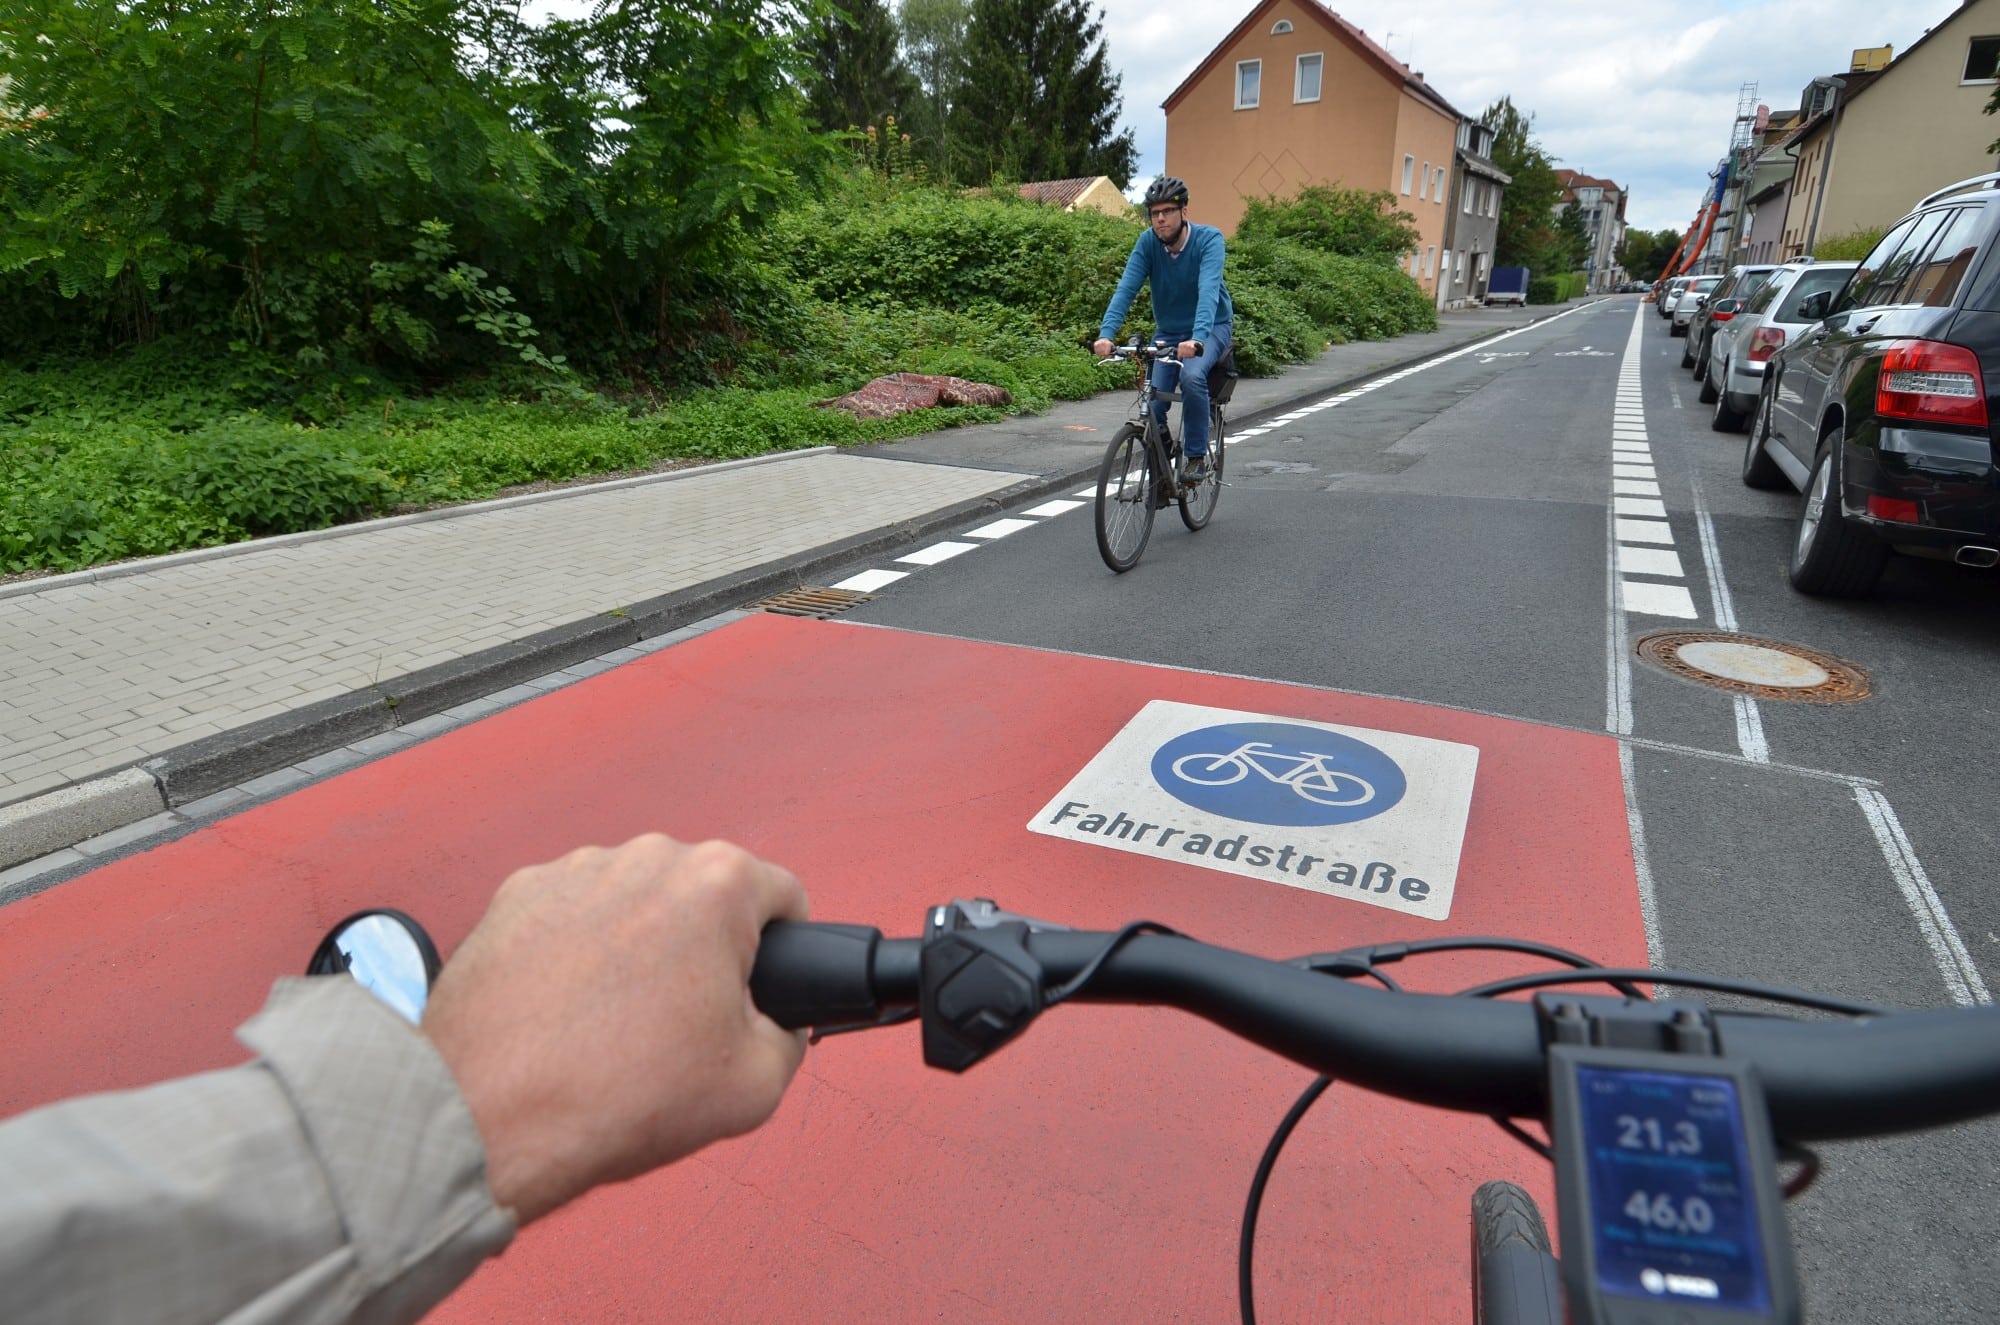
left=1, top=302, right=1597, bottom=870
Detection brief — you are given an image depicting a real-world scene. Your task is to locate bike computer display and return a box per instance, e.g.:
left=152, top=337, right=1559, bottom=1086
left=1548, top=1046, right=1800, bottom=1325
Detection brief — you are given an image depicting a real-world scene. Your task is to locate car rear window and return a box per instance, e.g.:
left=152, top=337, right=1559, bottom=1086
left=1775, top=268, right=1854, bottom=320
left=1745, top=275, right=1787, bottom=315
left=1737, top=270, right=1775, bottom=300
left=1903, top=207, right=1983, bottom=307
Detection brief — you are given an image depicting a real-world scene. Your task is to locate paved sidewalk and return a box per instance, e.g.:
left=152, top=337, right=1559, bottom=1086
left=0, top=300, right=1580, bottom=873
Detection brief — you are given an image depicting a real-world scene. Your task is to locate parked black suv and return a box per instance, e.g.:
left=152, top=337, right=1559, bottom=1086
left=1743, top=174, right=2000, bottom=596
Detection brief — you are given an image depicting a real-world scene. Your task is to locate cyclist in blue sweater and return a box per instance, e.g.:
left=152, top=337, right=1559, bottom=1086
left=1092, top=176, right=1235, bottom=484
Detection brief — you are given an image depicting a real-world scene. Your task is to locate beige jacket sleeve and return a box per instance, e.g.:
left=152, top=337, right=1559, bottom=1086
left=0, top=976, right=516, bottom=1325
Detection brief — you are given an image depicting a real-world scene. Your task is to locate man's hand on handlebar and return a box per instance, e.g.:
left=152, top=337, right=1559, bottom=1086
left=1092, top=337, right=1114, bottom=359
left=422, top=833, right=810, bottom=1225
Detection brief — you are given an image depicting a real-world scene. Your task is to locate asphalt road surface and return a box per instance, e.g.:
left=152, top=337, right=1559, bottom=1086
left=821, top=295, right=2000, bottom=1323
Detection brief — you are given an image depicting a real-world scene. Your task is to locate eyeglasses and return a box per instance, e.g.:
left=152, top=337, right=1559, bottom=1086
left=1147, top=207, right=1180, bottom=221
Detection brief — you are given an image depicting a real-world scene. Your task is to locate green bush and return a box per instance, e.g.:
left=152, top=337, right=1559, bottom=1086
left=1814, top=226, right=1887, bottom=263
left=1527, top=276, right=1560, bottom=304
left=1236, top=185, right=1419, bottom=265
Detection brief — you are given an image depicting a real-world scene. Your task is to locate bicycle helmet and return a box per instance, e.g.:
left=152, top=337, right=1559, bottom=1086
left=1144, top=176, right=1189, bottom=209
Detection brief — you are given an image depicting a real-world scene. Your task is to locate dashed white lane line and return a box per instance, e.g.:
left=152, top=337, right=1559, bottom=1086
left=964, top=517, right=1037, bottom=539
left=832, top=568, right=911, bottom=592
left=896, top=541, right=979, bottom=566
left=1022, top=499, right=1087, bottom=517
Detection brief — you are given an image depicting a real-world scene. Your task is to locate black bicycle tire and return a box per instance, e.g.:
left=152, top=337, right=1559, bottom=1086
left=1178, top=405, right=1225, bottom=531
left=1470, top=1180, right=1562, bottom=1325
left=1095, top=423, right=1156, bottom=572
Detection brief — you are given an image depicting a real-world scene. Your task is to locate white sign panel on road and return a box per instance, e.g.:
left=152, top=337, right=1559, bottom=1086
left=1030, top=701, right=1479, bottom=920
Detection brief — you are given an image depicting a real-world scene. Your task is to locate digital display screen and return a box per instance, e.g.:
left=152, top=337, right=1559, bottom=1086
left=1576, top=1066, right=1770, bottom=1313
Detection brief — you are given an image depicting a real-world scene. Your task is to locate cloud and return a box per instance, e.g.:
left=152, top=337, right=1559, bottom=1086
left=1097, top=0, right=1958, bottom=231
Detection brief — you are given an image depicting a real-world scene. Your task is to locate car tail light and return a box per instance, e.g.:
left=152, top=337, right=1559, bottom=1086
left=1876, top=340, right=1987, bottom=428
left=1747, top=327, right=1786, bottom=362
left=1712, top=308, right=1735, bottom=322
left=1867, top=495, right=1921, bottom=523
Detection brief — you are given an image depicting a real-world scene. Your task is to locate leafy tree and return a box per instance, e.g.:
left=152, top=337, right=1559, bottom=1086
left=0, top=0, right=837, bottom=384
left=803, top=0, right=919, bottom=134
left=1616, top=227, right=1684, bottom=283
left=895, top=0, right=970, bottom=177
left=1482, top=95, right=1566, bottom=274
left=1552, top=200, right=1590, bottom=271
left=1236, top=185, right=1419, bottom=265
left=950, top=0, right=1135, bottom=187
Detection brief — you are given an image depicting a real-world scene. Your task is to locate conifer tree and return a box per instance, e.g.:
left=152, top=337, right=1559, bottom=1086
left=949, top=0, right=1135, bottom=186
left=803, top=0, right=921, bottom=134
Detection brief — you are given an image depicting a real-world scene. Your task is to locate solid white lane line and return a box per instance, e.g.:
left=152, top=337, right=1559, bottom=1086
left=1731, top=696, right=1770, bottom=763
left=1853, top=786, right=1993, bottom=1006
left=1619, top=743, right=1667, bottom=966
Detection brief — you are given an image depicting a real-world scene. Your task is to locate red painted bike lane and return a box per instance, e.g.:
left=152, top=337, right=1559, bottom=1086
left=0, top=613, right=1645, bottom=1321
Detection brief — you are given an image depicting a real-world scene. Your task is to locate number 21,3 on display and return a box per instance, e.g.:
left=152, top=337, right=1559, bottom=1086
left=1616, top=1114, right=1702, bottom=1156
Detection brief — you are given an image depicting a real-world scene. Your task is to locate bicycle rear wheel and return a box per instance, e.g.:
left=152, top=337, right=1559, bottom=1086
left=1177, top=404, right=1226, bottom=531
left=1095, top=423, right=1156, bottom=572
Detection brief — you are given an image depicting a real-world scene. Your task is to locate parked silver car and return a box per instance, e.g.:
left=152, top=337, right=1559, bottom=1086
left=1703, top=261, right=1859, bottom=431
left=1657, top=275, right=1693, bottom=318
left=1670, top=275, right=1724, bottom=336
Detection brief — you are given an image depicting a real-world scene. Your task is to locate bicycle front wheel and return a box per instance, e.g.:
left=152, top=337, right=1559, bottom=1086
left=1178, top=405, right=1225, bottom=531
left=1095, top=423, right=1156, bottom=573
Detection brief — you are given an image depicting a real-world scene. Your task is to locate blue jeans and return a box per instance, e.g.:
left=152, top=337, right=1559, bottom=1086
left=1149, top=323, right=1232, bottom=457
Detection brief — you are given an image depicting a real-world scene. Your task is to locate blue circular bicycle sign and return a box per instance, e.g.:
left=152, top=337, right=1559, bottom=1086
left=1150, top=722, right=1407, bottom=827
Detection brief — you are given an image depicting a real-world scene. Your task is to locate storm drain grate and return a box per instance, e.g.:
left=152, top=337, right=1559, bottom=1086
left=1634, top=630, right=1870, bottom=703
left=751, top=586, right=877, bottom=618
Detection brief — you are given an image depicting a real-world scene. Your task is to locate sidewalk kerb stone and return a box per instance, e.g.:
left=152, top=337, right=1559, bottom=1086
left=0, top=768, right=167, bottom=870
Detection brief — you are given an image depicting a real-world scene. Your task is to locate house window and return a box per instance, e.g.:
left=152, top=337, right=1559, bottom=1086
left=1434, top=166, right=1447, bottom=203
left=1271, top=19, right=1294, bottom=34
left=1295, top=53, right=1322, bottom=103
left=1402, top=155, right=1415, bottom=194
left=1425, top=245, right=1437, bottom=278
left=1456, top=251, right=1467, bottom=284
left=1965, top=36, right=2000, bottom=83
left=1236, top=60, right=1261, bottom=109
left=1462, top=178, right=1473, bottom=213
left=1486, top=186, right=1496, bottom=217
left=1421, top=163, right=1431, bottom=198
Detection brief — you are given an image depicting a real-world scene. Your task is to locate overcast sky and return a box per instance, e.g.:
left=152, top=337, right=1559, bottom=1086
left=1097, top=0, right=1962, bottom=233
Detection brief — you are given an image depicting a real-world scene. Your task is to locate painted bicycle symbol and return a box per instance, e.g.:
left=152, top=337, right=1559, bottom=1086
left=1150, top=721, right=1407, bottom=827
left=1169, top=741, right=1378, bottom=807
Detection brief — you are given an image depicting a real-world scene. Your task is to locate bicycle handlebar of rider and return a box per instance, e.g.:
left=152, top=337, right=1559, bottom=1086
left=749, top=922, right=2000, bottom=1143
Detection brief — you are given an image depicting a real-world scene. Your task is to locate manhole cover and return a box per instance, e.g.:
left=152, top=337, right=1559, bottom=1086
left=751, top=586, right=876, bottom=618
left=1633, top=631, right=1869, bottom=703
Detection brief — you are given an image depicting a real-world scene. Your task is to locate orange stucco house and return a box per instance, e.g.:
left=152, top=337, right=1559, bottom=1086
left=1160, top=0, right=1464, bottom=298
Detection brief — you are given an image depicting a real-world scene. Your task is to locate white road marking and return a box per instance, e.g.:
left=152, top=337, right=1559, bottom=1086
left=1614, top=497, right=1669, bottom=519
left=1621, top=581, right=1699, bottom=619
left=896, top=541, right=979, bottom=566
left=1022, top=499, right=1086, bottom=517
left=1613, top=479, right=1663, bottom=497
left=1617, top=546, right=1685, bottom=577
left=1615, top=518, right=1676, bottom=544
left=1854, top=786, right=1993, bottom=1005
left=832, top=568, right=910, bottom=592
left=963, top=518, right=1037, bottom=539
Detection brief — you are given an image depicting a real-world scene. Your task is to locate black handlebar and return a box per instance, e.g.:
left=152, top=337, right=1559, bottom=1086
left=751, top=921, right=2000, bottom=1143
